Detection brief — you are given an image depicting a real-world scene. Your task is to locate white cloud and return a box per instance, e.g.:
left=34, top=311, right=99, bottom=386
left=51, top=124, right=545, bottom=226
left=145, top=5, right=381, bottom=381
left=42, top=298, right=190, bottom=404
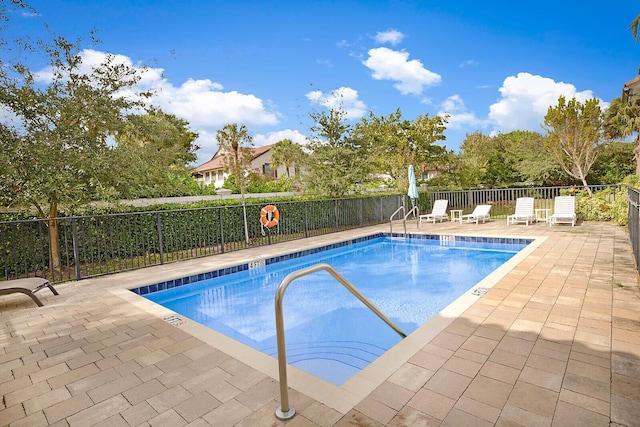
left=252, top=129, right=308, bottom=147
left=35, top=49, right=280, bottom=129
left=374, top=29, right=406, bottom=45
left=33, top=49, right=285, bottom=165
left=305, top=87, right=367, bottom=119
left=191, top=130, right=218, bottom=164
left=438, top=94, right=484, bottom=129
left=153, top=79, right=279, bottom=128
left=441, top=94, right=465, bottom=113
left=488, top=72, right=597, bottom=132
left=459, top=59, right=479, bottom=68
left=363, top=47, right=441, bottom=95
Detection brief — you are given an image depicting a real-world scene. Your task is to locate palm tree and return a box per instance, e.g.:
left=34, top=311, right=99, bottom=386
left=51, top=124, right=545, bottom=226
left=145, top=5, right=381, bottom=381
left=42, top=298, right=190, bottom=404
left=631, top=14, right=640, bottom=41
left=270, top=138, right=306, bottom=177
left=604, top=97, right=640, bottom=175
left=216, top=123, right=253, bottom=243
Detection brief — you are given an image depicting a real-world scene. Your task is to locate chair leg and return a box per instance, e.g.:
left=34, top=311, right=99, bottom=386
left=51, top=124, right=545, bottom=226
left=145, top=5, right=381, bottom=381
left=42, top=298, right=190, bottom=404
left=15, top=289, right=44, bottom=307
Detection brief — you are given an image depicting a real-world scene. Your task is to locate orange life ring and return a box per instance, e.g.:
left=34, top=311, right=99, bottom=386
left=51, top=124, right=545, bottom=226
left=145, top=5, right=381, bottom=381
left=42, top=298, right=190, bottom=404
left=260, top=205, right=280, bottom=228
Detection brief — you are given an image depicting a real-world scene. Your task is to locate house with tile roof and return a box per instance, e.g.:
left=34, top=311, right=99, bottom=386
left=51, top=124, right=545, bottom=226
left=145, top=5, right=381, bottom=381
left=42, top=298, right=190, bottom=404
left=192, top=144, right=295, bottom=188
left=623, top=69, right=640, bottom=105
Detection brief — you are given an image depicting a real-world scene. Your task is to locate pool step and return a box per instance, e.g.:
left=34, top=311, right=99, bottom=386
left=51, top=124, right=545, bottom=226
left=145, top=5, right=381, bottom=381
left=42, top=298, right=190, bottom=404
left=265, top=340, right=386, bottom=370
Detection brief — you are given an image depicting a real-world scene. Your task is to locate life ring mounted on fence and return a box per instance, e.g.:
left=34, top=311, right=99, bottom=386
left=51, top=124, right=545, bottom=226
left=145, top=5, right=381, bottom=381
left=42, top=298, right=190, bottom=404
left=260, top=205, right=280, bottom=229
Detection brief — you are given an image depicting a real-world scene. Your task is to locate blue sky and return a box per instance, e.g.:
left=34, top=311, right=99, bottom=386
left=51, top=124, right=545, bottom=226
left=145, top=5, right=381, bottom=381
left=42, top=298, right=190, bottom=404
left=10, top=1, right=640, bottom=165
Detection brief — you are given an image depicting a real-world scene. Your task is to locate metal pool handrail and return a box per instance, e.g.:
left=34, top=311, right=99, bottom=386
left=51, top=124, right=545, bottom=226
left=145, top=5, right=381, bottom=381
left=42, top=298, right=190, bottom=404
left=274, top=263, right=407, bottom=420
left=404, top=206, right=419, bottom=230
left=389, top=205, right=406, bottom=234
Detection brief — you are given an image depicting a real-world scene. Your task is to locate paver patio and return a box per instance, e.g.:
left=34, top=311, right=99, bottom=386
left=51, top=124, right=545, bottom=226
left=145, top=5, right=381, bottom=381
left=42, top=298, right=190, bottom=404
left=1, top=220, right=639, bottom=426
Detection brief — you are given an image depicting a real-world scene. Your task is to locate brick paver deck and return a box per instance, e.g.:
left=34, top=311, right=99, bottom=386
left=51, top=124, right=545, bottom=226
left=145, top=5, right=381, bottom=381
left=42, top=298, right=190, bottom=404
left=1, top=220, right=639, bottom=426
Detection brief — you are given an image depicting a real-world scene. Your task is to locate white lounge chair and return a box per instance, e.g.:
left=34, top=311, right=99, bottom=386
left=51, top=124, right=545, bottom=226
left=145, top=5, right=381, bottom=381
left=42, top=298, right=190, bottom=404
left=419, top=199, right=449, bottom=224
left=549, top=196, right=576, bottom=226
left=0, top=277, right=58, bottom=307
left=461, top=204, right=492, bottom=224
left=507, top=197, right=535, bottom=226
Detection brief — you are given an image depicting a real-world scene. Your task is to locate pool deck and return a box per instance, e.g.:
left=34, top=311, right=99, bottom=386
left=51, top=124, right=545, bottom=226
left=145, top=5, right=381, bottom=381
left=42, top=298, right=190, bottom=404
left=1, top=219, right=640, bottom=426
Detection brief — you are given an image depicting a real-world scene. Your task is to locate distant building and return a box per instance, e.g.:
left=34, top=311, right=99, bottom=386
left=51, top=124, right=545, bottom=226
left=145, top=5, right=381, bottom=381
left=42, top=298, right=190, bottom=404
left=622, top=68, right=640, bottom=105
left=192, top=144, right=294, bottom=188
left=420, top=166, right=441, bottom=181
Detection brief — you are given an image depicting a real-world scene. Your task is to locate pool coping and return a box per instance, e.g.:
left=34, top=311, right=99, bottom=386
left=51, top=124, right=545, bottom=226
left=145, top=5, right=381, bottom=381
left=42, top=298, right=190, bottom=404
left=113, top=232, right=546, bottom=414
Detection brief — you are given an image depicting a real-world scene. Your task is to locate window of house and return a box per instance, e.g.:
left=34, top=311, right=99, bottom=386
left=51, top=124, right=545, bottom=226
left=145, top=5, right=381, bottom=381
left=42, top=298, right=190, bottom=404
left=262, top=163, right=276, bottom=178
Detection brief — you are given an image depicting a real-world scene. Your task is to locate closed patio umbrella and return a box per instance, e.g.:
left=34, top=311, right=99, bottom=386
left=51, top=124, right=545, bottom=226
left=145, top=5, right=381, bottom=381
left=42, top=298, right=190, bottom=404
left=407, top=164, right=418, bottom=212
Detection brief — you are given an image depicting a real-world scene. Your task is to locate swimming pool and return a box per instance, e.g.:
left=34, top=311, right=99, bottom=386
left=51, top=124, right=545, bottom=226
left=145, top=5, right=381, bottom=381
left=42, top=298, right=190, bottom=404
left=135, top=233, right=530, bottom=385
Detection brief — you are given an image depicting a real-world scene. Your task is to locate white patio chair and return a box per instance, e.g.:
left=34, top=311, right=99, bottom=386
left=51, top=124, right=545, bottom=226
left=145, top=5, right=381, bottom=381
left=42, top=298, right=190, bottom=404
left=507, top=197, right=535, bottom=226
left=418, top=199, right=449, bottom=224
left=549, top=196, right=576, bottom=226
left=461, top=204, right=492, bottom=224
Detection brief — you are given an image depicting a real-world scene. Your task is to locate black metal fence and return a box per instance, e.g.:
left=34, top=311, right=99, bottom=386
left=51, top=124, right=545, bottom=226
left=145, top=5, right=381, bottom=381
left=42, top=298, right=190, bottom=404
left=418, top=185, right=621, bottom=218
left=3, top=184, right=636, bottom=284
left=0, top=195, right=403, bottom=283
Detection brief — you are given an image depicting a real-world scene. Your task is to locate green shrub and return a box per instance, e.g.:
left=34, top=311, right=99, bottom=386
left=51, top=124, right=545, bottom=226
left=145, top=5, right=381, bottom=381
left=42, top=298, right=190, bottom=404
left=218, top=173, right=295, bottom=194
left=574, top=186, right=628, bottom=226
left=622, top=174, right=640, bottom=190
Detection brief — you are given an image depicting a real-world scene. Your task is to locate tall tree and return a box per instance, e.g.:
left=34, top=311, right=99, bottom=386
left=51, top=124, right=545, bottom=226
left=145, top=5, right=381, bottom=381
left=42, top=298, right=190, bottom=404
left=499, top=131, right=565, bottom=185
left=448, top=131, right=567, bottom=189
left=270, top=138, right=306, bottom=177
left=305, top=108, right=370, bottom=197
left=118, top=109, right=199, bottom=167
left=603, top=97, right=640, bottom=175
left=451, top=131, right=492, bottom=188
left=216, top=123, right=253, bottom=243
left=0, top=18, right=151, bottom=275
left=354, top=109, right=448, bottom=191
left=589, top=141, right=635, bottom=184
left=115, top=110, right=200, bottom=197
left=543, top=96, right=603, bottom=195
left=630, top=13, right=640, bottom=41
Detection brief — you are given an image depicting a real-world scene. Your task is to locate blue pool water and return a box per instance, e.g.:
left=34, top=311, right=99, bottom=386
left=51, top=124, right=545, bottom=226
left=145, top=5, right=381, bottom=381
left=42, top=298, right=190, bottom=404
left=141, top=235, right=528, bottom=385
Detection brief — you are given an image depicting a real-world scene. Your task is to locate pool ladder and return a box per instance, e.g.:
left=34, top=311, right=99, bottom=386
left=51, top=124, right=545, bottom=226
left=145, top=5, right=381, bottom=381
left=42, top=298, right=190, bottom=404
left=274, top=263, right=407, bottom=420
left=389, top=205, right=419, bottom=235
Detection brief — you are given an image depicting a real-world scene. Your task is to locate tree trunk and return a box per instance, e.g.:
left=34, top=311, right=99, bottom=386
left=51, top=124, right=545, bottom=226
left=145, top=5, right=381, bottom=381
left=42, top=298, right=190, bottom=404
left=242, top=201, right=249, bottom=244
left=240, top=175, right=249, bottom=245
left=48, top=203, right=61, bottom=280
left=580, top=176, right=593, bottom=196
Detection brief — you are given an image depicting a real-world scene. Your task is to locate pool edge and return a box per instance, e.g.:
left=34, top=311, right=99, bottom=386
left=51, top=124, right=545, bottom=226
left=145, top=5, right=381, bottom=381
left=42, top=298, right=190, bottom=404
left=114, top=231, right=546, bottom=415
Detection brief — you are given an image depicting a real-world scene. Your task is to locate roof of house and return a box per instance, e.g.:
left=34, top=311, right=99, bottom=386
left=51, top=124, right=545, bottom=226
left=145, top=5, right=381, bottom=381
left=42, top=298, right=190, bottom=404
left=622, top=69, right=640, bottom=104
left=193, top=144, right=273, bottom=174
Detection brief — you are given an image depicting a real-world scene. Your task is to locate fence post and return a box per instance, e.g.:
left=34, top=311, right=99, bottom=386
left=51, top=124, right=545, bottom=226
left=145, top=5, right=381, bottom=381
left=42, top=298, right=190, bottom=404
left=334, top=199, right=339, bottom=232
left=156, top=212, right=164, bottom=264
left=219, top=208, right=225, bottom=253
left=304, top=202, right=309, bottom=238
left=359, top=198, right=363, bottom=227
left=71, top=218, right=82, bottom=280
